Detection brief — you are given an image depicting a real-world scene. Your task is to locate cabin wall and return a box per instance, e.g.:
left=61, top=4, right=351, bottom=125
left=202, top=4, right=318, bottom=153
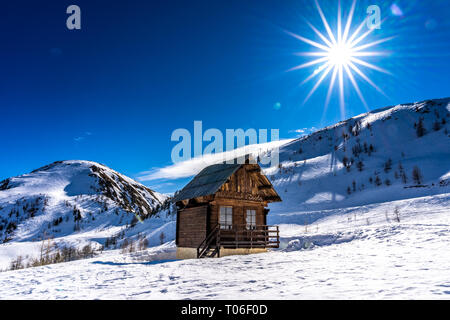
left=177, top=205, right=208, bottom=248
left=209, top=198, right=266, bottom=230
left=219, top=166, right=261, bottom=196
left=204, top=166, right=268, bottom=230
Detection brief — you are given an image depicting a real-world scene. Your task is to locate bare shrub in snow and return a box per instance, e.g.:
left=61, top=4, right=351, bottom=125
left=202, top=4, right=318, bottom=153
left=394, top=207, right=400, bottom=223
left=128, top=240, right=135, bottom=253
left=81, top=244, right=94, bottom=258
left=121, top=239, right=129, bottom=254
left=139, top=238, right=149, bottom=251
left=9, top=255, right=24, bottom=271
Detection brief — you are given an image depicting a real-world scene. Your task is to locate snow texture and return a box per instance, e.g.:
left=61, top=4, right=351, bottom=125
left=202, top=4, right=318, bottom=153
left=0, top=194, right=449, bottom=299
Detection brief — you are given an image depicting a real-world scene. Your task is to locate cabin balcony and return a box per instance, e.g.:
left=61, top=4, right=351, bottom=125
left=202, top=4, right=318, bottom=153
left=197, top=224, right=280, bottom=258
left=217, top=224, right=280, bottom=249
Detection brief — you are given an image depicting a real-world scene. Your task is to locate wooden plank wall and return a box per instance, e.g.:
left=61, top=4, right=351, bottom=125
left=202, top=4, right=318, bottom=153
left=209, top=199, right=266, bottom=231
left=177, top=205, right=208, bottom=248
left=220, top=166, right=259, bottom=195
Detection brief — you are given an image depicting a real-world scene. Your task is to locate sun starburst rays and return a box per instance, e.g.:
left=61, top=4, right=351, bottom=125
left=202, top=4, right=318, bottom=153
left=287, top=0, right=393, bottom=118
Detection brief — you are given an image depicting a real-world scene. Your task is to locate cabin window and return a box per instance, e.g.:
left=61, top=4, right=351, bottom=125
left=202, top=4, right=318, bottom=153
left=219, top=206, right=233, bottom=229
left=246, top=209, right=256, bottom=230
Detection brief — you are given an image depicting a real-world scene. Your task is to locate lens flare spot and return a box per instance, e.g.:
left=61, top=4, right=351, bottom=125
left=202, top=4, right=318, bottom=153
left=273, top=102, right=282, bottom=110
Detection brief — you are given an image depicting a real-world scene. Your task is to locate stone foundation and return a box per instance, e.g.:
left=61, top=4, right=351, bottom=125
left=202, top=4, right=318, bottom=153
left=176, top=247, right=268, bottom=259
left=176, top=247, right=198, bottom=259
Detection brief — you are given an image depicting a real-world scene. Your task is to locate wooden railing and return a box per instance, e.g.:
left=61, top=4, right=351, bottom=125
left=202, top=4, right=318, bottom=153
left=218, top=224, right=280, bottom=249
left=197, top=224, right=280, bottom=258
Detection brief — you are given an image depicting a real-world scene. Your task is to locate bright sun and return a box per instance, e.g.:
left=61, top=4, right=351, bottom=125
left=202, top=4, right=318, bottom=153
left=286, top=0, right=394, bottom=118
left=328, top=42, right=354, bottom=66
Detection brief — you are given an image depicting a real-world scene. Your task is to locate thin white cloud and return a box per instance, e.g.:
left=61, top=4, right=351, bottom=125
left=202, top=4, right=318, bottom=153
left=74, top=131, right=93, bottom=143
left=289, top=127, right=317, bottom=137
left=137, top=139, right=292, bottom=182
left=148, top=182, right=175, bottom=190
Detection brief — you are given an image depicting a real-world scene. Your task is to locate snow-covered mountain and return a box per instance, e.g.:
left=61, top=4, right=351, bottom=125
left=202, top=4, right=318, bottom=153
left=265, top=97, right=450, bottom=224
left=1, top=97, right=449, bottom=274
left=0, top=98, right=449, bottom=298
left=0, top=160, right=175, bottom=269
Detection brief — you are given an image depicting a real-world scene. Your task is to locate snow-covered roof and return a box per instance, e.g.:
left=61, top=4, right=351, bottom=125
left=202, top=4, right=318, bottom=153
left=172, top=163, right=242, bottom=202
left=172, top=162, right=282, bottom=203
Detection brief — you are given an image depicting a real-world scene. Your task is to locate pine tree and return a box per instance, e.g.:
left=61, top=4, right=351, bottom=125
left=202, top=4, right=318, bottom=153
left=342, top=156, right=349, bottom=167
left=412, top=166, right=423, bottom=185
left=375, top=176, right=382, bottom=186
left=433, top=121, right=441, bottom=131
left=384, top=159, right=393, bottom=173
left=357, top=161, right=364, bottom=171
left=401, top=171, right=408, bottom=184
left=416, top=118, right=426, bottom=137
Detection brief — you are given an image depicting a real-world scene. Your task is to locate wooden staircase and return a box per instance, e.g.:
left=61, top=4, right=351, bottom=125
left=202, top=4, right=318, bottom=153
left=200, top=246, right=220, bottom=258
left=197, top=224, right=220, bottom=258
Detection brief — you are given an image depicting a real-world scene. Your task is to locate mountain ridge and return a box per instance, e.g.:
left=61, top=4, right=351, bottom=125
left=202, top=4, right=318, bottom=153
left=0, top=160, right=175, bottom=268
left=265, top=97, right=450, bottom=222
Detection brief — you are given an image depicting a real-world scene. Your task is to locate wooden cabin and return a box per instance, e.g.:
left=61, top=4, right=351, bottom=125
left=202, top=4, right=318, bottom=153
left=173, top=161, right=282, bottom=259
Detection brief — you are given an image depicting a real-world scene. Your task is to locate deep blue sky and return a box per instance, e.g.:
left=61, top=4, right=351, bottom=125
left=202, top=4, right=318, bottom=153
left=1, top=0, right=449, bottom=193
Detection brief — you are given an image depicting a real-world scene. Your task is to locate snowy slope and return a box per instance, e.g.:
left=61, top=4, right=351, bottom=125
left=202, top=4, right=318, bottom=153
left=0, top=194, right=449, bottom=299
left=0, top=160, right=175, bottom=269
left=264, top=97, right=450, bottom=223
